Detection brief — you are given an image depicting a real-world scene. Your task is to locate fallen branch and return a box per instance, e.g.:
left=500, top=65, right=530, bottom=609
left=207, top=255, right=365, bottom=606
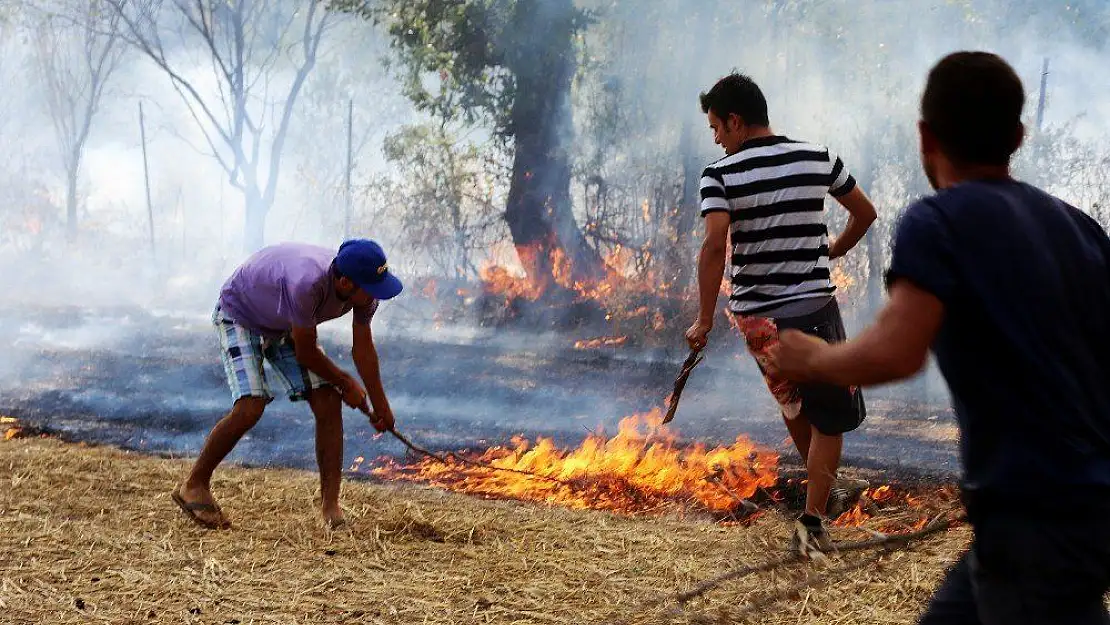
left=603, top=511, right=966, bottom=625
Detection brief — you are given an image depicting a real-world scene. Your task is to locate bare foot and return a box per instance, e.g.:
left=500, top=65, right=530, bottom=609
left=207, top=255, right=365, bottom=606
left=322, top=506, right=347, bottom=530
left=172, top=482, right=231, bottom=530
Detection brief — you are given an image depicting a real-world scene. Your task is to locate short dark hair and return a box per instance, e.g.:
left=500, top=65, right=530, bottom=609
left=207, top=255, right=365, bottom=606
left=921, top=51, right=1025, bottom=165
left=699, top=72, right=770, bottom=126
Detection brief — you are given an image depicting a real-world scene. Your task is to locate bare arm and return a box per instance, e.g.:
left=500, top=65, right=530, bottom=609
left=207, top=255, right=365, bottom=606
left=697, top=212, right=731, bottom=324
left=828, top=185, right=878, bottom=259
left=352, top=322, right=393, bottom=431
left=686, top=211, right=731, bottom=349
left=290, top=325, right=355, bottom=388
left=771, top=279, right=944, bottom=386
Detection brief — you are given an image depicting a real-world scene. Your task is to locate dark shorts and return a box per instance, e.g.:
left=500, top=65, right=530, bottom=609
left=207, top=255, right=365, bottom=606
left=919, top=504, right=1110, bottom=625
left=735, top=299, right=866, bottom=436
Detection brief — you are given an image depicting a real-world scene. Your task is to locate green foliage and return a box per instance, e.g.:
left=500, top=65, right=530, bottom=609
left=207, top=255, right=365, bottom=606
left=373, top=121, right=509, bottom=278
left=336, top=0, right=592, bottom=139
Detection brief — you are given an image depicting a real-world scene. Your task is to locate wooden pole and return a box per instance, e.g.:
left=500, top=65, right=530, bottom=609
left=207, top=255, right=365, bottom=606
left=139, top=101, right=155, bottom=257
left=1036, top=57, right=1050, bottom=131
left=344, top=98, right=353, bottom=240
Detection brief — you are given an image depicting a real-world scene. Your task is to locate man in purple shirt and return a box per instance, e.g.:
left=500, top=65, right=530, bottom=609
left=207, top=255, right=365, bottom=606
left=171, top=239, right=403, bottom=530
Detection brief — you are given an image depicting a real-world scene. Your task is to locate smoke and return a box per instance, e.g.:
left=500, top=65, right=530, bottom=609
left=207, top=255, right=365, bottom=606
left=1, top=0, right=1106, bottom=478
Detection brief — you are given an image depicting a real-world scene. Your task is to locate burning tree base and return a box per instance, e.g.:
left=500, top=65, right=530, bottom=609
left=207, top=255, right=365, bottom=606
left=359, top=409, right=956, bottom=532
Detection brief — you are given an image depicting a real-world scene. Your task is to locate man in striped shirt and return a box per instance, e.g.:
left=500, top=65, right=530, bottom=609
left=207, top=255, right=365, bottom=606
left=686, top=73, right=877, bottom=555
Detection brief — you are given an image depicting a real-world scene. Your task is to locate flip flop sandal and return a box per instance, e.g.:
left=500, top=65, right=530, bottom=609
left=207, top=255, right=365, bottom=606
left=171, top=488, right=231, bottom=530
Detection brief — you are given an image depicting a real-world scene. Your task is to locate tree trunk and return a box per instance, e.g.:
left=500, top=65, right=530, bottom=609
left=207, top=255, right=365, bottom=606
left=503, top=0, right=604, bottom=289
left=674, top=119, right=702, bottom=289
left=243, top=186, right=267, bottom=253
left=65, top=163, right=79, bottom=241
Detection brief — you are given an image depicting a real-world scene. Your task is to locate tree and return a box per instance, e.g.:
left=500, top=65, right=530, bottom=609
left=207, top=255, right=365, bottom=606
left=379, top=122, right=506, bottom=279
left=30, top=0, right=126, bottom=240
left=340, top=0, right=606, bottom=289
left=107, top=0, right=338, bottom=252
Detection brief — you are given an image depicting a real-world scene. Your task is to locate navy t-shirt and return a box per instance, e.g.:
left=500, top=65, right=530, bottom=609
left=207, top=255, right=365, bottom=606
left=886, top=179, right=1110, bottom=499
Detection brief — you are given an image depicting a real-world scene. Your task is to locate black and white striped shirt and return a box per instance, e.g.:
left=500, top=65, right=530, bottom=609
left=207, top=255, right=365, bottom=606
left=700, top=136, right=856, bottom=315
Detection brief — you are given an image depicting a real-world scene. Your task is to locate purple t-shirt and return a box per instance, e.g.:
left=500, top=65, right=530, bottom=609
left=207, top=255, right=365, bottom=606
left=217, top=243, right=378, bottom=337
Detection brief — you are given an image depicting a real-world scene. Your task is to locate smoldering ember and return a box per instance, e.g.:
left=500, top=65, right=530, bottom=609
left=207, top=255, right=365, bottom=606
left=2, top=1, right=1109, bottom=624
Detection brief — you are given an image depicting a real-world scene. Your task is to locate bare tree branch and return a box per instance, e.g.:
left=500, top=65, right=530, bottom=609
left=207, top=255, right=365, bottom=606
left=105, top=0, right=340, bottom=250
left=30, top=0, right=127, bottom=237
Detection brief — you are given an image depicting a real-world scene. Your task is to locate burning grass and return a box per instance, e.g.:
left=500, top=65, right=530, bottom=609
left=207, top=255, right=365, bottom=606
left=1, top=423, right=971, bottom=624
left=360, top=409, right=957, bottom=532
left=364, top=409, right=779, bottom=518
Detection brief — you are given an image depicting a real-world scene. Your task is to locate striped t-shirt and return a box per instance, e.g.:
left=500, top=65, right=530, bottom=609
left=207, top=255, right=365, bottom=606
left=700, top=135, right=856, bottom=315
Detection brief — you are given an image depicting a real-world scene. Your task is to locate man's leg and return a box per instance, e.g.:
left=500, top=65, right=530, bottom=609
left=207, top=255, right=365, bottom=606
left=804, top=428, right=842, bottom=516
left=306, top=387, right=345, bottom=528
left=266, top=336, right=347, bottom=528
left=972, top=514, right=1110, bottom=625
left=177, top=397, right=268, bottom=525
left=175, top=308, right=272, bottom=528
left=788, top=300, right=865, bottom=518
left=918, top=551, right=982, bottom=625
left=782, top=411, right=812, bottom=461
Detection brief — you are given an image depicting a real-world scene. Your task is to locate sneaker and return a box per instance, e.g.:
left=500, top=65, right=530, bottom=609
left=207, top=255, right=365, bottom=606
left=790, top=513, right=834, bottom=558
left=827, top=477, right=870, bottom=519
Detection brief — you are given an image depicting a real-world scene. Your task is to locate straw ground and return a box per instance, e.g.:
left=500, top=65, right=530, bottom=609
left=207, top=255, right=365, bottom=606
left=2, top=432, right=970, bottom=624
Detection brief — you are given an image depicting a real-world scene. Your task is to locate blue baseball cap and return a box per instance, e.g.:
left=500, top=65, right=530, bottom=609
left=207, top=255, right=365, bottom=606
left=335, top=239, right=403, bottom=300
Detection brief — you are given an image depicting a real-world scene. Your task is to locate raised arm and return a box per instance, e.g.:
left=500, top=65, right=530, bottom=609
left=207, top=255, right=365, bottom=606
left=771, top=279, right=944, bottom=386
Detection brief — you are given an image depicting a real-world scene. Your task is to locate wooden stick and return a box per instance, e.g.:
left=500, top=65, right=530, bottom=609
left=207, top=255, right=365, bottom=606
left=663, top=348, right=704, bottom=424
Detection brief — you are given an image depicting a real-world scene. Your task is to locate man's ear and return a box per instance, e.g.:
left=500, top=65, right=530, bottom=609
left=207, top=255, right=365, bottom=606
left=918, top=120, right=938, bottom=155
left=1012, top=122, right=1026, bottom=154
left=728, top=113, right=745, bottom=132
left=337, top=276, right=355, bottom=291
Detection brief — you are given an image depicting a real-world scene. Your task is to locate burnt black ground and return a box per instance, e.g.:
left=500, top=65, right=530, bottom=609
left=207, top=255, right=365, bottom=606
left=0, top=304, right=961, bottom=481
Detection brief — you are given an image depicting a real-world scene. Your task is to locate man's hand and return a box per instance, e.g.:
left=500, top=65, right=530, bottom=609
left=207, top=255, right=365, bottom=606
left=767, top=329, right=831, bottom=382
left=338, top=376, right=368, bottom=410
left=368, top=405, right=395, bottom=433
left=686, top=319, right=712, bottom=351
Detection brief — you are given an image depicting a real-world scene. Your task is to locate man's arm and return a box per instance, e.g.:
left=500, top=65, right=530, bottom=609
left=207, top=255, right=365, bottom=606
left=771, top=279, right=944, bottom=386
left=290, top=325, right=364, bottom=408
left=685, top=211, right=731, bottom=349
left=352, top=322, right=393, bottom=431
left=291, top=325, right=354, bottom=387
left=828, top=185, right=878, bottom=259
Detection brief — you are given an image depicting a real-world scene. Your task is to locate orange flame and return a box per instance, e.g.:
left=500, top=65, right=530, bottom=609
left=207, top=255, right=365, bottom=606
left=368, top=408, right=779, bottom=514
left=831, top=484, right=954, bottom=532
left=573, top=336, right=628, bottom=349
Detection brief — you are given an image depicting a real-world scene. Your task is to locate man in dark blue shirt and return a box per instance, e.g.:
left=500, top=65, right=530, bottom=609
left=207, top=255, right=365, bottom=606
left=771, top=51, right=1110, bottom=624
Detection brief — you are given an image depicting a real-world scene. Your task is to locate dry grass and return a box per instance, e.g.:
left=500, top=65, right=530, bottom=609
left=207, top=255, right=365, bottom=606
left=1, top=433, right=970, bottom=625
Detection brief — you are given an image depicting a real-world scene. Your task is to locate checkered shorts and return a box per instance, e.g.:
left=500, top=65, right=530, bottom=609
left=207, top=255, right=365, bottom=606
left=212, top=306, right=330, bottom=403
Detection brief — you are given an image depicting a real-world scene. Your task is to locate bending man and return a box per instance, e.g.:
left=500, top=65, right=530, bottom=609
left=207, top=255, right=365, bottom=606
left=172, top=239, right=402, bottom=530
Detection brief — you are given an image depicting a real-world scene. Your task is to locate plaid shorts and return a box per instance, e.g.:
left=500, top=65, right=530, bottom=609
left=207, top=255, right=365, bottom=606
left=212, top=306, right=329, bottom=403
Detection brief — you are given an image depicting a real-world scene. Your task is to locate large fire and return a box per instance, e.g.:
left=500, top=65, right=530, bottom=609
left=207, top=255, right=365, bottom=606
left=479, top=243, right=674, bottom=308
left=362, top=408, right=779, bottom=516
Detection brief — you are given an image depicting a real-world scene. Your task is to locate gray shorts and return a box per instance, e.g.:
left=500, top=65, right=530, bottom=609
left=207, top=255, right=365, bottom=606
left=739, top=298, right=866, bottom=435
left=775, top=299, right=866, bottom=435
